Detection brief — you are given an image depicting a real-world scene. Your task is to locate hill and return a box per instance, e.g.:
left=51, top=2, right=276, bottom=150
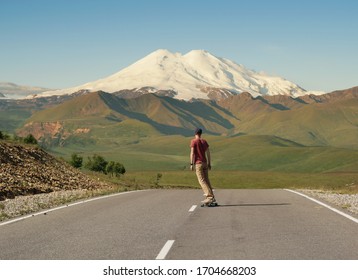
left=0, top=141, right=110, bottom=200
left=18, top=91, right=236, bottom=145
left=17, top=86, right=358, bottom=148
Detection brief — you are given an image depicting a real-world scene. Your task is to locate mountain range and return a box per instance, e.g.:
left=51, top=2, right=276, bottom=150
left=15, top=86, right=358, bottom=149
left=1, top=49, right=357, bottom=172
left=32, top=49, right=323, bottom=100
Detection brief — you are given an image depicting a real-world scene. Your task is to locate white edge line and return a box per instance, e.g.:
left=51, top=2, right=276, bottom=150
left=285, top=189, right=358, bottom=224
left=156, top=240, right=175, bottom=260
left=0, top=189, right=148, bottom=227
left=189, top=205, right=197, bottom=212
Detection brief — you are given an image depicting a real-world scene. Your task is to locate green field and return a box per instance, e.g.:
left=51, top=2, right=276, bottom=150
left=119, top=170, right=358, bottom=193
left=51, top=134, right=358, bottom=172
left=48, top=133, right=358, bottom=193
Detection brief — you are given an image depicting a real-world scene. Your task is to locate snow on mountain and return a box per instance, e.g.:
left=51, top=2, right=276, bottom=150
left=35, top=49, right=321, bottom=100
left=0, top=82, right=51, bottom=99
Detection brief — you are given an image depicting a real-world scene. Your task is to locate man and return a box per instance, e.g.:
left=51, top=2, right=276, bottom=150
left=190, top=128, right=217, bottom=206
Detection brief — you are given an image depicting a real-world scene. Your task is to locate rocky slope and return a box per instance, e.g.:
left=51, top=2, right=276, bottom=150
left=0, top=141, right=109, bottom=201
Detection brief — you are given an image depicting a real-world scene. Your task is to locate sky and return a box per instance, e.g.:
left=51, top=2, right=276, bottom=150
left=1, top=0, right=357, bottom=92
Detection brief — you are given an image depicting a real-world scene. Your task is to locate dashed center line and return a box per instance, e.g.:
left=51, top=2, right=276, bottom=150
left=156, top=240, right=175, bottom=260
left=156, top=205, right=196, bottom=260
left=188, top=205, right=197, bottom=212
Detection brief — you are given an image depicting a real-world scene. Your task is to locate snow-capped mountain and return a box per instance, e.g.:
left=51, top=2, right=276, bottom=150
left=35, top=49, right=322, bottom=100
left=0, top=82, right=51, bottom=99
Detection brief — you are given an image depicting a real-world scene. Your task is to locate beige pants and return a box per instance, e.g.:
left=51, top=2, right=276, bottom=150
left=195, top=162, right=214, bottom=198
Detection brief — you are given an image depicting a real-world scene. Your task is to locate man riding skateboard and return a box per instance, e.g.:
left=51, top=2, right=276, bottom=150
left=190, top=128, right=217, bottom=207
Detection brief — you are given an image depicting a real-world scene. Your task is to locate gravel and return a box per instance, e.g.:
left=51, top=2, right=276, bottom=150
left=299, top=189, right=358, bottom=215
left=0, top=188, right=117, bottom=221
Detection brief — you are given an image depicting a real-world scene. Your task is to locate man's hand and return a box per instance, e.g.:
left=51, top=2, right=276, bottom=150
left=190, top=164, right=194, bottom=171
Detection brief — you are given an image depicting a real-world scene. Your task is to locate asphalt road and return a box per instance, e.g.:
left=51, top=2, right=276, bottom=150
left=0, top=189, right=357, bottom=260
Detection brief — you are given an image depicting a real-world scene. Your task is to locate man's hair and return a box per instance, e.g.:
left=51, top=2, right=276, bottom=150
left=195, top=128, right=202, bottom=135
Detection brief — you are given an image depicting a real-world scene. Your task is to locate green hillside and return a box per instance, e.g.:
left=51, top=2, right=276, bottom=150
left=237, top=98, right=358, bottom=148
left=10, top=86, right=358, bottom=175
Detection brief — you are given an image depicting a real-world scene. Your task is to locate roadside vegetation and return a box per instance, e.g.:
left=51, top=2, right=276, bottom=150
left=0, top=130, right=38, bottom=145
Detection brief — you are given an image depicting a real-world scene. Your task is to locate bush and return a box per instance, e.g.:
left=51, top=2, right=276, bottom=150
left=155, top=173, right=162, bottom=186
left=85, top=154, right=108, bottom=174
left=84, top=154, right=126, bottom=177
left=0, top=131, right=10, bottom=140
left=69, top=153, right=83, bottom=168
left=23, top=134, right=38, bottom=144
left=106, top=161, right=126, bottom=177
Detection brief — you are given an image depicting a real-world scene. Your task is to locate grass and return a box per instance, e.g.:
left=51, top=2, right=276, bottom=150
left=121, top=170, right=358, bottom=194
left=48, top=134, right=358, bottom=172
left=45, top=133, right=358, bottom=195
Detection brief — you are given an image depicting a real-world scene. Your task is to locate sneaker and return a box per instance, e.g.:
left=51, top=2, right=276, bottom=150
left=201, top=196, right=214, bottom=204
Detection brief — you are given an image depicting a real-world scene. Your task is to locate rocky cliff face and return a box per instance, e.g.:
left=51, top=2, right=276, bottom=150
left=0, top=141, right=109, bottom=200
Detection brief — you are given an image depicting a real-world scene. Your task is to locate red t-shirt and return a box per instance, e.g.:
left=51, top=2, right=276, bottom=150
left=190, top=138, right=209, bottom=164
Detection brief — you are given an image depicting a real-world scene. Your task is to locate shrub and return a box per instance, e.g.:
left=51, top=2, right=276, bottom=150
left=106, top=161, right=126, bottom=177
left=0, top=131, right=10, bottom=140
left=23, top=134, right=38, bottom=144
left=85, top=154, right=108, bottom=174
left=155, top=173, right=162, bottom=186
left=113, top=162, right=126, bottom=177
left=69, top=153, right=83, bottom=168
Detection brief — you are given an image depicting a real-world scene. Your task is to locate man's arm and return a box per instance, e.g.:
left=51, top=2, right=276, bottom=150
left=190, top=147, right=195, bottom=171
left=206, top=147, right=211, bottom=170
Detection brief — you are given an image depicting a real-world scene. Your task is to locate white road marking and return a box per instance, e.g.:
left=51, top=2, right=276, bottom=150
left=156, top=240, right=175, bottom=260
left=0, top=190, right=147, bottom=227
left=189, top=205, right=197, bottom=212
left=285, top=189, right=358, bottom=224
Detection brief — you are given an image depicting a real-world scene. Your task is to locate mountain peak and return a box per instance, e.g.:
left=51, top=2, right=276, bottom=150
left=184, top=49, right=211, bottom=56
left=35, top=49, right=314, bottom=100
left=145, top=48, right=178, bottom=58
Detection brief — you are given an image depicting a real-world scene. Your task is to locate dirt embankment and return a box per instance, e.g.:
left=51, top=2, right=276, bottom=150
left=0, top=141, right=109, bottom=201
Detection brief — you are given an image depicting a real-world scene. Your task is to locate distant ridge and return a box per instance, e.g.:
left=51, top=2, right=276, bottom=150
left=16, top=86, right=358, bottom=149
left=0, top=82, right=51, bottom=99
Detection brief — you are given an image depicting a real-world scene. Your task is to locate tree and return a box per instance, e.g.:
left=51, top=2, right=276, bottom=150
left=113, top=162, right=126, bottom=177
left=23, top=134, right=38, bottom=144
left=69, top=153, right=83, bottom=168
left=106, top=161, right=126, bottom=177
left=85, top=154, right=108, bottom=174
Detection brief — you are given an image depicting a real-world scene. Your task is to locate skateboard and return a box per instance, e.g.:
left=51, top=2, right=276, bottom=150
left=201, top=201, right=219, bottom=207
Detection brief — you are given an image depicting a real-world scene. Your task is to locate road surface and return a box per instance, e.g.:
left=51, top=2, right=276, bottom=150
left=0, top=189, right=357, bottom=259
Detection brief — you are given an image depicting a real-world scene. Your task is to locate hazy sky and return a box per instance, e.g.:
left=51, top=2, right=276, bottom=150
left=1, top=0, right=357, bottom=92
